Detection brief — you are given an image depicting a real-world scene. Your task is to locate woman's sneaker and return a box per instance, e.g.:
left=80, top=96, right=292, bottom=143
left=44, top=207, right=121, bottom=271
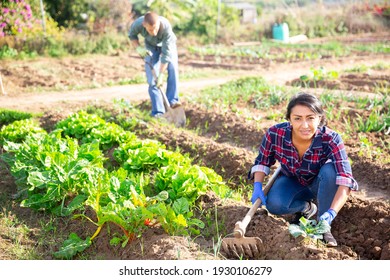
left=323, top=232, right=337, bottom=247
left=302, top=202, right=317, bottom=220
left=290, top=202, right=317, bottom=224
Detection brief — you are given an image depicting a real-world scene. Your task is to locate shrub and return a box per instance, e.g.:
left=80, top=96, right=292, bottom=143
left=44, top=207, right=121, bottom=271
left=0, top=0, right=35, bottom=38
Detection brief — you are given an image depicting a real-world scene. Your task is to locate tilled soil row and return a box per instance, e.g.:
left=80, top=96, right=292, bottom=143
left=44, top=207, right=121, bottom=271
left=1, top=101, right=389, bottom=260
left=134, top=104, right=390, bottom=259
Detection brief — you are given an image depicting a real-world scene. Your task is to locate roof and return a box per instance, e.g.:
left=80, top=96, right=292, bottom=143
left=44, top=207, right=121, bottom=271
left=226, top=2, right=257, bottom=10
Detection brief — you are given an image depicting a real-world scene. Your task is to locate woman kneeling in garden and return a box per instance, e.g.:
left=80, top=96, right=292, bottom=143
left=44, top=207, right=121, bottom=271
left=249, top=92, right=358, bottom=246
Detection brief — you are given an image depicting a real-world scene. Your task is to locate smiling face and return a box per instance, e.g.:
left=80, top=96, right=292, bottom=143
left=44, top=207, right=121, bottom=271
left=143, top=20, right=160, bottom=36
left=289, top=104, right=321, bottom=143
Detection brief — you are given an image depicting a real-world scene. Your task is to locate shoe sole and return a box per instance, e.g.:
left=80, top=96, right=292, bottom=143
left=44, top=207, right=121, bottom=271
left=324, top=232, right=338, bottom=247
left=326, top=241, right=337, bottom=247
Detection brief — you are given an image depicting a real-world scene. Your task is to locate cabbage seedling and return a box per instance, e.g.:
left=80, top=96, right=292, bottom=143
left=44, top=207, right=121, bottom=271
left=288, top=217, right=331, bottom=240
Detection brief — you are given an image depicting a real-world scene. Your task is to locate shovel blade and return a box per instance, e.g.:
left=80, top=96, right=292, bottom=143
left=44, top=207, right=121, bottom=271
left=221, top=237, right=263, bottom=259
left=164, top=106, right=186, bottom=128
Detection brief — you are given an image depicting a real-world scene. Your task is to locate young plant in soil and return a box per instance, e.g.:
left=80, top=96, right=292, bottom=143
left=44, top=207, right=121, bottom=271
left=288, top=217, right=330, bottom=244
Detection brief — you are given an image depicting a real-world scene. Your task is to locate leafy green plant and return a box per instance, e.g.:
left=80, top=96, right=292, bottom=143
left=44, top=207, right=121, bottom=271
left=0, top=46, right=19, bottom=59
left=2, top=131, right=105, bottom=212
left=113, top=139, right=190, bottom=171
left=1, top=111, right=231, bottom=259
left=299, top=67, right=339, bottom=88
left=0, top=109, right=33, bottom=128
left=55, top=111, right=136, bottom=150
left=288, top=217, right=330, bottom=241
left=0, top=118, right=46, bottom=145
left=355, top=110, right=389, bottom=133
left=53, top=233, right=92, bottom=259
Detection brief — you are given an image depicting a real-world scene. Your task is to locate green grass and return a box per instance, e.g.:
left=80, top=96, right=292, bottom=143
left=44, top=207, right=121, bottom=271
left=345, top=62, right=390, bottom=73
left=190, top=76, right=292, bottom=110
left=180, top=68, right=231, bottom=81
left=352, top=43, right=390, bottom=54
left=187, top=40, right=390, bottom=62
left=1, top=33, right=130, bottom=59
left=0, top=192, right=39, bottom=259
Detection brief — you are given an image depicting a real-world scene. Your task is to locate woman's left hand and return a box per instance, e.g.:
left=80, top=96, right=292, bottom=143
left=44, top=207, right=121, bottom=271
left=319, top=209, right=337, bottom=225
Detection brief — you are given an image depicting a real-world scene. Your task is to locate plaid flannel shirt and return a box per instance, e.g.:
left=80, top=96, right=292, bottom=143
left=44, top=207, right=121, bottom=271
left=249, top=122, right=358, bottom=190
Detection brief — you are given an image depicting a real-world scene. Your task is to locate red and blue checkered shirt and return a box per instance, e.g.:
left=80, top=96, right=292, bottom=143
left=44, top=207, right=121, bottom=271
left=249, top=122, right=358, bottom=190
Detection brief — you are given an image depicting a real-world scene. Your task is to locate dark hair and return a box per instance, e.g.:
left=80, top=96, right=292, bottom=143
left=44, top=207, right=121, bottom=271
left=144, top=12, right=159, bottom=25
left=286, top=92, right=327, bottom=127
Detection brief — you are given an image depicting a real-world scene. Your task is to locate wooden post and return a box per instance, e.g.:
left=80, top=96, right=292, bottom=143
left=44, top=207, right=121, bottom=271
left=0, top=72, right=7, bottom=95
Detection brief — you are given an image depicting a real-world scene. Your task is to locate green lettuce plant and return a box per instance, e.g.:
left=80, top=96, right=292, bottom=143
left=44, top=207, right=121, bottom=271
left=1, top=111, right=231, bottom=259
left=288, top=217, right=331, bottom=240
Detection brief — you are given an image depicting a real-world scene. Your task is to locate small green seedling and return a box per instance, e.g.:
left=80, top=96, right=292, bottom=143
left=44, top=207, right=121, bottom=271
left=288, top=217, right=330, bottom=240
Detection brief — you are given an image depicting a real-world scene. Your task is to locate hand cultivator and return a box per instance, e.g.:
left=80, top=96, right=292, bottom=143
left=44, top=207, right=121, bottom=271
left=222, top=165, right=281, bottom=259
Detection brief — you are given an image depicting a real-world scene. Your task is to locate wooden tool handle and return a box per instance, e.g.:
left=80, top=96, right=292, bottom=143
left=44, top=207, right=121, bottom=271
left=234, top=165, right=282, bottom=238
left=0, top=72, right=7, bottom=95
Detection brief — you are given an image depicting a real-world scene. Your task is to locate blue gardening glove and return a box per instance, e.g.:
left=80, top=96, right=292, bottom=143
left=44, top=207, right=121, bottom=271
left=136, top=46, right=149, bottom=58
left=156, top=73, right=165, bottom=88
left=251, top=182, right=267, bottom=207
left=319, top=209, right=337, bottom=225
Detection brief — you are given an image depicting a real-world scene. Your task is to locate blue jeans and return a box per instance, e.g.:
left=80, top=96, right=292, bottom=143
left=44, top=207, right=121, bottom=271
left=144, top=46, right=179, bottom=116
left=266, top=163, right=338, bottom=219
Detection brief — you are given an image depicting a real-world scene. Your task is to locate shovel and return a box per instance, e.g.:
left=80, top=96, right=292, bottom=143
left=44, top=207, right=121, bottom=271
left=142, top=53, right=186, bottom=128
left=222, top=165, right=282, bottom=259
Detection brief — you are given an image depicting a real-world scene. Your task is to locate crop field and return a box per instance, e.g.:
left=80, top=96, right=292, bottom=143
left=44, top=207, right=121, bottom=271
left=0, top=33, right=389, bottom=260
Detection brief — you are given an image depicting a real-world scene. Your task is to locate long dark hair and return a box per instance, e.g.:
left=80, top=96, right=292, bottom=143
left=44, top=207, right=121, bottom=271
left=286, top=93, right=327, bottom=127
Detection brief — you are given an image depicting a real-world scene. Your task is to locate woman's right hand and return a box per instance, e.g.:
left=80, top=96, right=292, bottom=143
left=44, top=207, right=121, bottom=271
left=251, top=182, right=267, bottom=207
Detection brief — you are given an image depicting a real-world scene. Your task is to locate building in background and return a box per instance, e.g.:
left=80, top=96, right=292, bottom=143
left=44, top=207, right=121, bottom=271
left=226, top=2, right=258, bottom=24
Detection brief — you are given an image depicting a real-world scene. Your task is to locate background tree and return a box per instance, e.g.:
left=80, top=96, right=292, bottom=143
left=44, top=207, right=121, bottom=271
left=130, top=0, right=239, bottom=42
left=44, top=0, right=89, bottom=28
left=44, top=0, right=132, bottom=33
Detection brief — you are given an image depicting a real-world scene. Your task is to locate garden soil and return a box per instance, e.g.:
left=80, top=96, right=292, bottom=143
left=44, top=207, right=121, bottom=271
left=0, top=33, right=389, bottom=260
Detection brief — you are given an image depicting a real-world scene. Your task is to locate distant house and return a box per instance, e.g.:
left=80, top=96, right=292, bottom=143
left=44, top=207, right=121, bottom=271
left=226, top=2, right=257, bottom=24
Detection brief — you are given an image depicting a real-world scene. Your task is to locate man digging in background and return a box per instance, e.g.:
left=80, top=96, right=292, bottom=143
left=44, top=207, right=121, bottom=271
left=128, top=11, right=181, bottom=118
